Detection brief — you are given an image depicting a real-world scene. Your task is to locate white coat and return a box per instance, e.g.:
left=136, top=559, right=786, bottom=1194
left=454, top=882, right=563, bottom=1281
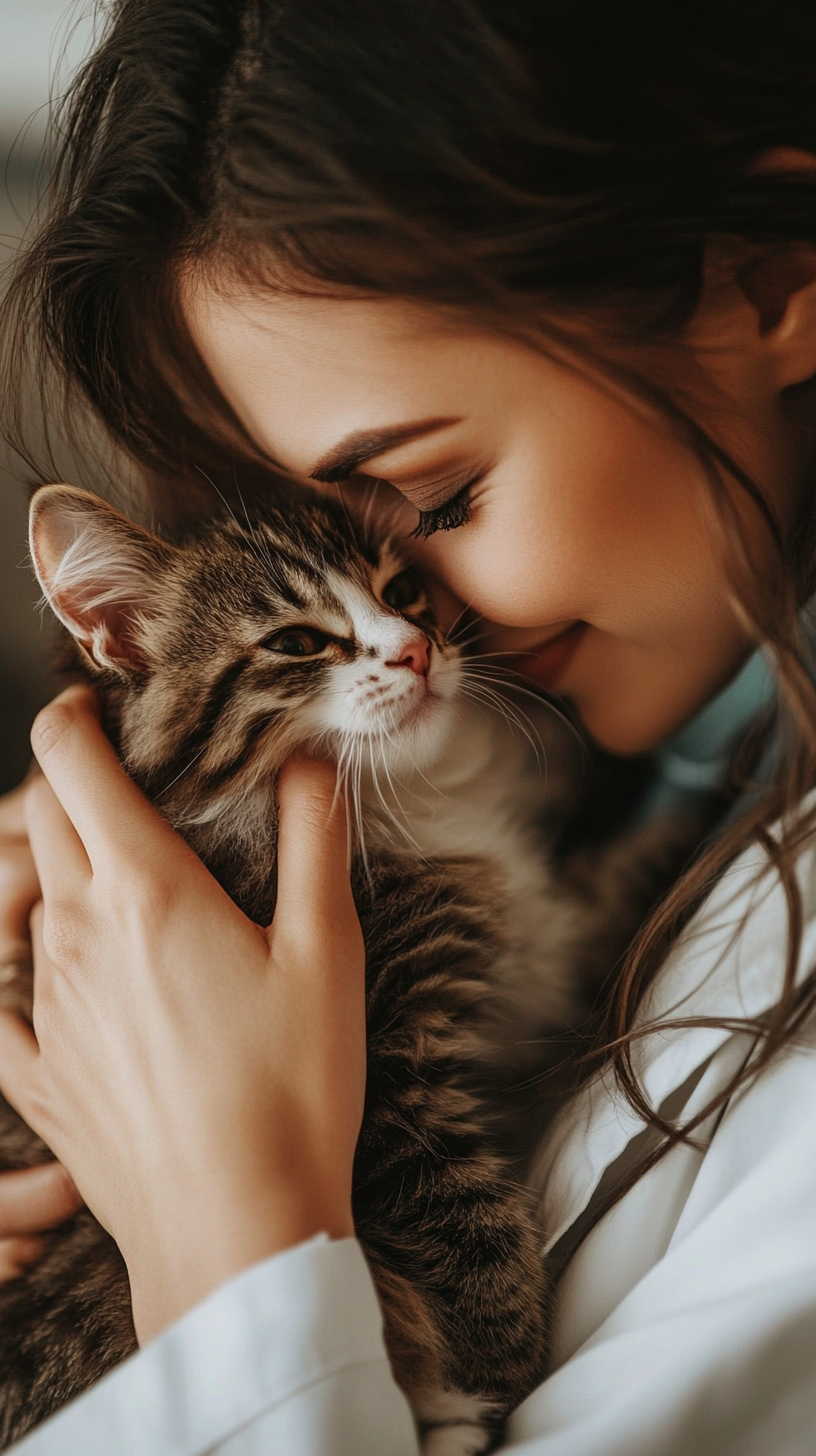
left=13, top=797, right=816, bottom=1455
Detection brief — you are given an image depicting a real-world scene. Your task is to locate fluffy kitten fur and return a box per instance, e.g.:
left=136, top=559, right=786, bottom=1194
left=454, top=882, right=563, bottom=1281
left=0, top=484, right=609, bottom=1452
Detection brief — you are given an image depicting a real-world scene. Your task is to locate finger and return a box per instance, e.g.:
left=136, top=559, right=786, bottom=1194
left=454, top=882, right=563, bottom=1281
left=274, top=757, right=361, bottom=952
left=0, top=781, right=34, bottom=840
left=0, top=781, right=41, bottom=967
left=24, top=775, right=90, bottom=901
left=0, top=1236, right=48, bottom=1282
left=0, top=1011, right=40, bottom=1125
left=0, top=840, right=39, bottom=967
left=30, top=685, right=178, bottom=871
left=0, top=1163, right=82, bottom=1236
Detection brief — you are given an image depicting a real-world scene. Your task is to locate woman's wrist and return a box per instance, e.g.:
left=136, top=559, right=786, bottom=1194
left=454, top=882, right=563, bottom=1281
left=124, top=1179, right=355, bottom=1344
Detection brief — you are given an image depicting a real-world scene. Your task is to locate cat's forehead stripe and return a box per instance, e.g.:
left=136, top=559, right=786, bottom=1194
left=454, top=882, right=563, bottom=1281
left=271, top=513, right=378, bottom=577
left=260, top=551, right=323, bottom=604
left=229, top=513, right=395, bottom=627
left=259, top=516, right=354, bottom=561
left=268, top=553, right=365, bottom=620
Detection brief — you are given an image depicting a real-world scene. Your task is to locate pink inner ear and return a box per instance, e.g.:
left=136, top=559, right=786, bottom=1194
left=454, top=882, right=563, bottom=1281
left=31, top=493, right=159, bottom=674
left=55, top=581, right=150, bottom=671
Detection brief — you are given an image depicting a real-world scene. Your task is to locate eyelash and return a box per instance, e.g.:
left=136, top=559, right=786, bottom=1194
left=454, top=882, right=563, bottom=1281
left=410, top=482, right=474, bottom=540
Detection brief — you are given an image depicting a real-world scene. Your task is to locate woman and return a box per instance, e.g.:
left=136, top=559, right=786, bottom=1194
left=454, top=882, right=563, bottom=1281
left=2, top=0, right=816, bottom=1449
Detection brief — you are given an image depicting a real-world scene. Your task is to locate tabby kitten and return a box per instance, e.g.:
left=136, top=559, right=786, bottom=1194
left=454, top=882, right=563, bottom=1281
left=0, top=483, right=581, bottom=1455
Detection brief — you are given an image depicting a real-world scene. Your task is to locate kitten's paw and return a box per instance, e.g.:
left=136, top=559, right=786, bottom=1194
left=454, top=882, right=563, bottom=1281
left=417, top=1390, right=501, bottom=1456
left=422, top=1427, right=492, bottom=1456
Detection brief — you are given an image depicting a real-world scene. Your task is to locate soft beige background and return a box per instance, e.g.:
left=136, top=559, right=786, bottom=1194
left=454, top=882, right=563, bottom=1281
left=0, top=2, right=98, bottom=791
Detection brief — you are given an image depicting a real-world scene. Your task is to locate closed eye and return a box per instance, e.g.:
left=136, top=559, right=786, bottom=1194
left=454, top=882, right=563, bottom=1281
left=410, top=481, right=474, bottom=539
left=413, top=483, right=472, bottom=541
left=346, top=464, right=483, bottom=539
left=260, top=627, right=330, bottom=657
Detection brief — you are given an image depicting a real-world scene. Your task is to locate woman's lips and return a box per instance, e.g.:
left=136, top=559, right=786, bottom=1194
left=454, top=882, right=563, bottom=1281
left=495, top=622, right=587, bottom=692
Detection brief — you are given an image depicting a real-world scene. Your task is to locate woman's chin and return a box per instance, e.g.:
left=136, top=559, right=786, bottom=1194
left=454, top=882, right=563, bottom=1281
left=573, top=697, right=683, bottom=758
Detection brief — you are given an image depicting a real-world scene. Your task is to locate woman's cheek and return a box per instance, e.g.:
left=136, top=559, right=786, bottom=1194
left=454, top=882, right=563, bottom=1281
left=419, top=527, right=572, bottom=628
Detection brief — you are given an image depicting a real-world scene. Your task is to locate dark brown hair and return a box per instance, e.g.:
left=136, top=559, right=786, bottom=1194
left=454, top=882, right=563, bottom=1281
left=4, top=0, right=816, bottom=1151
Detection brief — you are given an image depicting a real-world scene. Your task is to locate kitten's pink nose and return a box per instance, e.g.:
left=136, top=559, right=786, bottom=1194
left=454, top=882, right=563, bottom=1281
left=387, top=636, right=430, bottom=677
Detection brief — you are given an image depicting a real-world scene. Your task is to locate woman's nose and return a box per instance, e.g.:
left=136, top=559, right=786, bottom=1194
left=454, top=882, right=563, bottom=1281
left=386, top=636, right=430, bottom=677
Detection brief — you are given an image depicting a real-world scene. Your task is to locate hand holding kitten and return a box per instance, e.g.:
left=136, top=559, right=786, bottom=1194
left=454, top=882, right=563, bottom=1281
left=0, top=785, right=84, bottom=1277
left=0, top=685, right=366, bottom=1344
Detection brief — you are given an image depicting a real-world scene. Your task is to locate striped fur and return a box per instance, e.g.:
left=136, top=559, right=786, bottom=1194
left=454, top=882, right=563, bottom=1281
left=0, top=484, right=587, bottom=1452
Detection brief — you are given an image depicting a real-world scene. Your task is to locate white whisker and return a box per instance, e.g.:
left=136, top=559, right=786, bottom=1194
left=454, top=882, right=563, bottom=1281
left=442, top=595, right=479, bottom=644
left=380, top=719, right=446, bottom=800
left=460, top=671, right=546, bottom=751
left=153, top=743, right=210, bottom=797
left=353, top=743, right=373, bottom=889
left=367, top=737, right=425, bottom=856
left=461, top=665, right=586, bottom=752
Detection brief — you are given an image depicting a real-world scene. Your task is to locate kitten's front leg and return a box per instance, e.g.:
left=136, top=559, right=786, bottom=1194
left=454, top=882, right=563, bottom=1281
left=357, top=1101, right=548, bottom=1454
left=355, top=854, right=550, bottom=1454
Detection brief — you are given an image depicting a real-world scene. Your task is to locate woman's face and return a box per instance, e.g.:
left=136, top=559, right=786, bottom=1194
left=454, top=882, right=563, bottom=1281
left=182, top=279, right=798, bottom=755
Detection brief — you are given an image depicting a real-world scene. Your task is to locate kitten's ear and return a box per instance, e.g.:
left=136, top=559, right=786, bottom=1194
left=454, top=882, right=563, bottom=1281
left=29, top=484, right=176, bottom=675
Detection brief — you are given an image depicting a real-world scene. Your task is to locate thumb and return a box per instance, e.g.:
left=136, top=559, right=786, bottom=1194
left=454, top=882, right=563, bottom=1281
left=273, top=757, right=362, bottom=960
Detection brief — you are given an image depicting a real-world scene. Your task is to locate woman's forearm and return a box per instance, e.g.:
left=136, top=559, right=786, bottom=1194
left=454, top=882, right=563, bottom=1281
left=11, top=1237, right=420, bottom=1456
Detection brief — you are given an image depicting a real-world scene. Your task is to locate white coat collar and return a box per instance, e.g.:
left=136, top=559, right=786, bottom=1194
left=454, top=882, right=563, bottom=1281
left=534, top=791, right=816, bottom=1252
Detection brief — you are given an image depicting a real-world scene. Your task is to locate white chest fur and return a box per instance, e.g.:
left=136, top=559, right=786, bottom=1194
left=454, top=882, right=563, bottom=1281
left=361, top=699, right=582, bottom=1032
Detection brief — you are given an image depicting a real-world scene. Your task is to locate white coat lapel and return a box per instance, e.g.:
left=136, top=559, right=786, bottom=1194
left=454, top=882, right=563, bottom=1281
left=534, top=792, right=816, bottom=1251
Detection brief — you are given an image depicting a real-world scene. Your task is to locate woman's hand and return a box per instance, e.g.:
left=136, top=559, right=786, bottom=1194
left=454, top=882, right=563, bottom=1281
left=0, top=686, right=366, bottom=1344
left=0, top=1163, right=83, bottom=1280
left=0, top=784, right=84, bottom=1278
left=0, top=781, right=39, bottom=987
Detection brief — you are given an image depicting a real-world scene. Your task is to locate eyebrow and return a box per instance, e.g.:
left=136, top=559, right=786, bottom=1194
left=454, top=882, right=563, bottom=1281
left=308, top=416, right=462, bottom=482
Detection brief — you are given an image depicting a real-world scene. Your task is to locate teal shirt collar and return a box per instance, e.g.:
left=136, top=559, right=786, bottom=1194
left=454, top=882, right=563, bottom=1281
left=643, top=600, right=816, bottom=818
left=643, top=650, right=778, bottom=820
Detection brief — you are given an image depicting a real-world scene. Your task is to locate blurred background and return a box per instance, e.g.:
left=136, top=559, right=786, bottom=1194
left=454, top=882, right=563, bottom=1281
left=0, top=2, right=97, bottom=792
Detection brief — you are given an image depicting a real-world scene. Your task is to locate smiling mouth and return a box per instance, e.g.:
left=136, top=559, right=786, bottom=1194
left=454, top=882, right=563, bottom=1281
left=495, top=622, right=587, bottom=692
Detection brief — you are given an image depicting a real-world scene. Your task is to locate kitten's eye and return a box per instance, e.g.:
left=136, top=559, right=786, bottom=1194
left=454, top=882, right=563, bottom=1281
left=382, top=570, right=424, bottom=612
left=261, top=628, right=328, bottom=657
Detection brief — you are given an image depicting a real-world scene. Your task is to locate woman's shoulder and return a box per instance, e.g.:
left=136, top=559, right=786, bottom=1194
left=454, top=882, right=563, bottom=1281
left=532, top=790, right=816, bottom=1246
left=644, top=786, right=816, bottom=1029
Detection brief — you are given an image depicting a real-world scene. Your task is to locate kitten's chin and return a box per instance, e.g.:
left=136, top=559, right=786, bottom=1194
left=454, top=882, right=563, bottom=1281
left=321, top=688, right=457, bottom=778
left=375, top=690, right=459, bottom=774
left=308, top=652, right=463, bottom=771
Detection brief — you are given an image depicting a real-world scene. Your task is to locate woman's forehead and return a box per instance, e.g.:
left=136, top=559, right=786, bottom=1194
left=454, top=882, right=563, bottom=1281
left=182, top=272, right=448, bottom=363
left=179, top=275, right=503, bottom=473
